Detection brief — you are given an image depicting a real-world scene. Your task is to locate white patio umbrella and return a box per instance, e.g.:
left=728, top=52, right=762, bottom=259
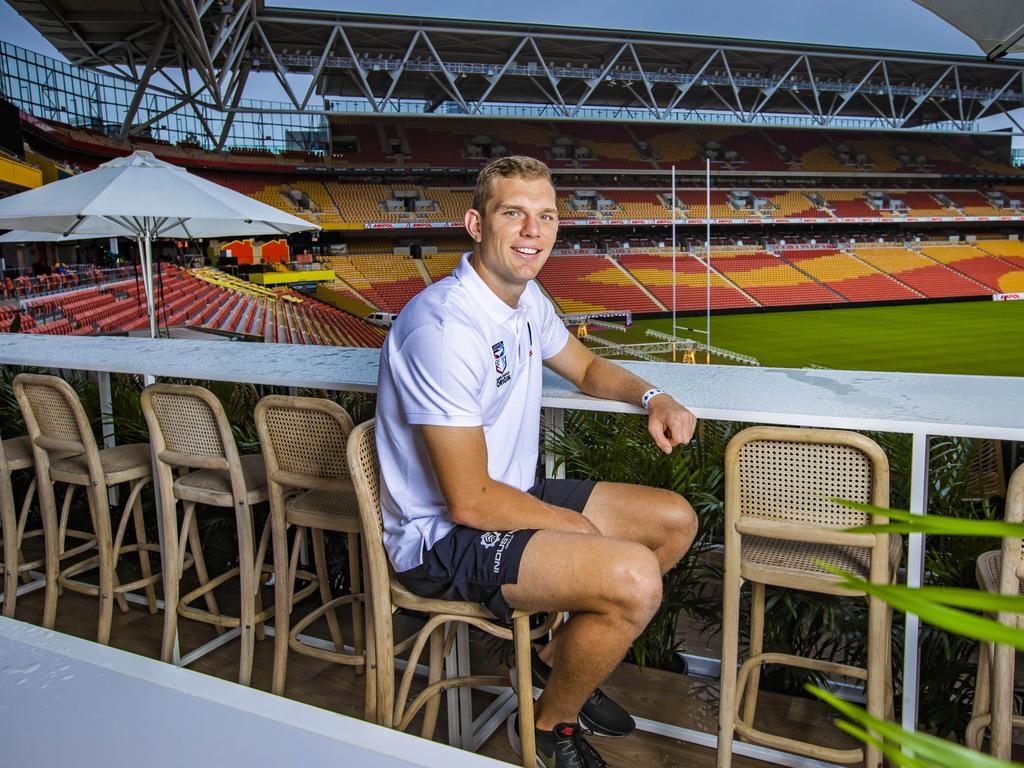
left=913, top=0, right=1024, bottom=59
left=0, top=150, right=319, bottom=337
left=0, top=230, right=99, bottom=243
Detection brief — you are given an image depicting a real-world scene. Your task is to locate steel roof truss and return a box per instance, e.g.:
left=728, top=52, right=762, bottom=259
left=827, top=60, right=881, bottom=123
left=335, top=26, right=378, bottom=110
left=421, top=32, right=470, bottom=114
left=749, top=54, right=803, bottom=119
left=377, top=30, right=423, bottom=111
left=254, top=22, right=302, bottom=111
left=470, top=37, right=528, bottom=115
left=120, top=24, right=169, bottom=138
left=660, top=49, right=719, bottom=119
left=209, top=0, right=253, bottom=62
left=718, top=50, right=747, bottom=121
left=898, top=65, right=953, bottom=128
left=300, top=26, right=338, bottom=110
left=571, top=44, right=627, bottom=118
left=527, top=37, right=570, bottom=116
left=626, top=44, right=659, bottom=118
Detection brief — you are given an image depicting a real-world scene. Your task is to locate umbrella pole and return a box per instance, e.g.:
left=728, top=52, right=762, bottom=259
left=144, top=233, right=157, bottom=339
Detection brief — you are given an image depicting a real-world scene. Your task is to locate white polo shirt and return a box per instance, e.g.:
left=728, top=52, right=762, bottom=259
left=375, top=253, right=570, bottom=572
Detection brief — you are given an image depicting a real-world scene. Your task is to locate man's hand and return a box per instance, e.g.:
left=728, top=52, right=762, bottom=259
left=647, top=395, right=697, bottom=454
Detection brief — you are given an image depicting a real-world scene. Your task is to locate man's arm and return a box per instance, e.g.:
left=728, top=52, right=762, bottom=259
left=545, top=335, right=697, bottom=454
left=419, top=423, right=600, bottom=534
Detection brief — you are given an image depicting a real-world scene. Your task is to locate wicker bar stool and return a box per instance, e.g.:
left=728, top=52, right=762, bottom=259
left=1, top=428, right=66, bottom=618
left=140, top=382, right=272, bottom=686
left=12, top=373, right=159, bottom=645
left=254, top=394, right=371, bottom=716
left=966, top=462, right=1024, bottom=761
left=347, top=419, right=558, bottom=765
left=718, top=426, right=899, bottom=768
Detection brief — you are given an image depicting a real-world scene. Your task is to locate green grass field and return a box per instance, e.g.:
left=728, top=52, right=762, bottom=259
left=605, top=300, right=1024, bottom=376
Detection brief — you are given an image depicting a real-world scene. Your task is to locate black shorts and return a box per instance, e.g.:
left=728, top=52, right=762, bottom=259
left=394, top=478, right=597, bottom=624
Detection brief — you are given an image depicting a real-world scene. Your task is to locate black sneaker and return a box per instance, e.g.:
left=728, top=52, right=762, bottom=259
left=506, top=714, right=607, bottom=768
left=531, top=649, right=635, bottom=738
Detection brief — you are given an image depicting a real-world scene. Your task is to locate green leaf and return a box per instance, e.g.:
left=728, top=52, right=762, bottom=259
left=809, top=687, right=1023, bottom=768
left=831, top=500, right=1024, bottom=538
left=820, top=565, right=1024, bottom=650
left=834, top=721, right=935, bottom=768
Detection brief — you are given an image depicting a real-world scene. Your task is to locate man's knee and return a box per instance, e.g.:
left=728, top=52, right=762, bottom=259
left=604, top=544, right=663, bottom=627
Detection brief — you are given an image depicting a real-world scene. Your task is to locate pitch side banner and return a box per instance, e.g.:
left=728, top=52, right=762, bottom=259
left=993, top=293, right=1024, bottom=301
left=360, top=214, right=1024, bottom=229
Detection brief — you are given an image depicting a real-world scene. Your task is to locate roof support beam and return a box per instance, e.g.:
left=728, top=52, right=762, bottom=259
left=120, top=24, right=169, bottom=138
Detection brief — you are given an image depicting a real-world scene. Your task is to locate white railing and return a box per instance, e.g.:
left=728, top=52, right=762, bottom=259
left=3, top=333, right=1024, bottom=768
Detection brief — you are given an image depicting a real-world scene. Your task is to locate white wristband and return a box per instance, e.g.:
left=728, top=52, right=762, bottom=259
left=641, top=388, right=665, bottom=410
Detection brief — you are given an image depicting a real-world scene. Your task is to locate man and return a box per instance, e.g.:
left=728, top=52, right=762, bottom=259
left=375, top=156, right=698, bottom=767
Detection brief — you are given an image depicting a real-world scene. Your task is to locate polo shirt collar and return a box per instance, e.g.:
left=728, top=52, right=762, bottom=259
left=455, top=252, right=531, bottom=324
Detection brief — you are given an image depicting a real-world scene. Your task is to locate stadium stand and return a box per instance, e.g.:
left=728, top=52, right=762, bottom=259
left=537, top=255, right=662, bottom=313
left=920, top=244, right=1024, bottom=293
left=618, top=251, right=758, bottom=310
left=852, top=245, right=990, bottom=298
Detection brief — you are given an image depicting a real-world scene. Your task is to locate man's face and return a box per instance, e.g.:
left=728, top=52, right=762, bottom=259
left=465, top=174, right=559, bottom=306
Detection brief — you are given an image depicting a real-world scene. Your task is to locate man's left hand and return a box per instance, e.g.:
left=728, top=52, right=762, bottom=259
left=647, top=395, right=697, bottom=454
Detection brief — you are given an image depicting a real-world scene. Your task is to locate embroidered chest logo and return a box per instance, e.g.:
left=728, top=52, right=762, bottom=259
left=491, top=340, right=511, bottom=387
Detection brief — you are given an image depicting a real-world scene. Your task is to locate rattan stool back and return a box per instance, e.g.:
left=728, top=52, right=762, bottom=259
left=718, top=426, right=895, bottom=768
left=255, top=394, right=372, bottom=717
left=141, top=382, right=271, bottom=685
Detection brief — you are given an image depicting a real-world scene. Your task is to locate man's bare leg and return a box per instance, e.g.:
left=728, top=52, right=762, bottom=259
left=501, top=530, right=663, bottom=730
left=538, top=483, right=697, bottom=669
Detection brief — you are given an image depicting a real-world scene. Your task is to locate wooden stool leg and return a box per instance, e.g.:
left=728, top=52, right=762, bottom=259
left=717, top=571, right=742, bottom=768
left=421, top=624, right=444, bottom=739
left=514, top=613, right=536, bottom=768
left=186, top=508, right=222, bottom=627
left=1, top=476, right=18, bottom=619
left=362, top=601, right=378, bottom=723
left=129, top=479, right=158, bottom=613
left=348, top=532, right=365, bottom=674
left=89, top=483, right=115, bottom=645
left=270, top=513, right=291, bottom=696
left=741, top=581, right=765, bottom=727
left=235, top=501, right=257, bottom=686
left=39, top=474, right=61, bottom=628
left=159, top=485, right=183, bottom=664
left=865, top=593, right=887, bottom=768
left=312, top=528, right=345, bottom=652
left=990, top=628, right=1015, bottom=761
left=967, top=641, right=992, bottom=751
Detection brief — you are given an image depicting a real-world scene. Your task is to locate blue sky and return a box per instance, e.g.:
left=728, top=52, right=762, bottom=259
left=0, top=0, right=988, bottom=60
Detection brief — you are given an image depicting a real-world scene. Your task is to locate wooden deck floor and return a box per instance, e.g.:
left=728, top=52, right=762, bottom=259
left=8, top=579, right=860, bottom=768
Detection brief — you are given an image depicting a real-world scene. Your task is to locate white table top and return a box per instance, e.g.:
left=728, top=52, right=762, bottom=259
left=0, top=617, right=501, bottom=768
left=2, top=334, right=1023, bottom=440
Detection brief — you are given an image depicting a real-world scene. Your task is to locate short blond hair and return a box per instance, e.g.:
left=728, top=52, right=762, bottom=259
left=471, top=155, right=552, bottom=213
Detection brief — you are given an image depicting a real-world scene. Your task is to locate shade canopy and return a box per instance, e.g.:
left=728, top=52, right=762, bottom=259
left=0, top=150, right=317, bottom=338
left=0, top=150, right=318, bottom=239
left=0, top=230, right=101, bottom=243
left=913, top=0, right=1024, bottom=59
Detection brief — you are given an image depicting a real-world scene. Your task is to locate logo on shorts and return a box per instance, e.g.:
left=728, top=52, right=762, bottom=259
left=491, top=340, right=511, bottom=387
left=480, top=531, right=502, bottom=549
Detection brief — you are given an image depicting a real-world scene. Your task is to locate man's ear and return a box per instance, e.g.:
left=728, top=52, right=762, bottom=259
left=464, top=208, right=483, bottom=243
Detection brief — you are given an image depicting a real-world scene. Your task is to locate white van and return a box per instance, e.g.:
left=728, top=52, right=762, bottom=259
left=366, top=311, right=398, bottom=329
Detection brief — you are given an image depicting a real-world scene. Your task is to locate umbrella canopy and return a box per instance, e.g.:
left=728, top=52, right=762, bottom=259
left=0, top=150, right=318, bottom=337
left=913, top=0, right=1024, bottom=59
left=0, top=230, right=101, bottom=243
left=0, top=150, right=317, bottom=238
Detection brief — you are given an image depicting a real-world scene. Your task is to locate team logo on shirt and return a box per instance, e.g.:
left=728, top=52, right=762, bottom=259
left=491, top=340, right=511, bottom=387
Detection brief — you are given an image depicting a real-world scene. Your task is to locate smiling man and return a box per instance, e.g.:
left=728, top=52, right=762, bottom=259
left=375, top=156, right=698, bottom=768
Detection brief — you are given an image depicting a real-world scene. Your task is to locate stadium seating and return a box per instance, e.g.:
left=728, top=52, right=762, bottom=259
left=780, top=248, right=920, bottom=302
left=920, top=244, right=1024, bottom=293
left=537, top=255, right=662, bottom=313
left=618, top=251, right=758, bottom=310
left=853, top=245, right=990, bottom=298
left=709, top=249, right=842, bottom=307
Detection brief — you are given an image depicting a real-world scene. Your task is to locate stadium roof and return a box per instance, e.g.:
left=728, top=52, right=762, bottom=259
left=9, top=1, right=1024, bottom=133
